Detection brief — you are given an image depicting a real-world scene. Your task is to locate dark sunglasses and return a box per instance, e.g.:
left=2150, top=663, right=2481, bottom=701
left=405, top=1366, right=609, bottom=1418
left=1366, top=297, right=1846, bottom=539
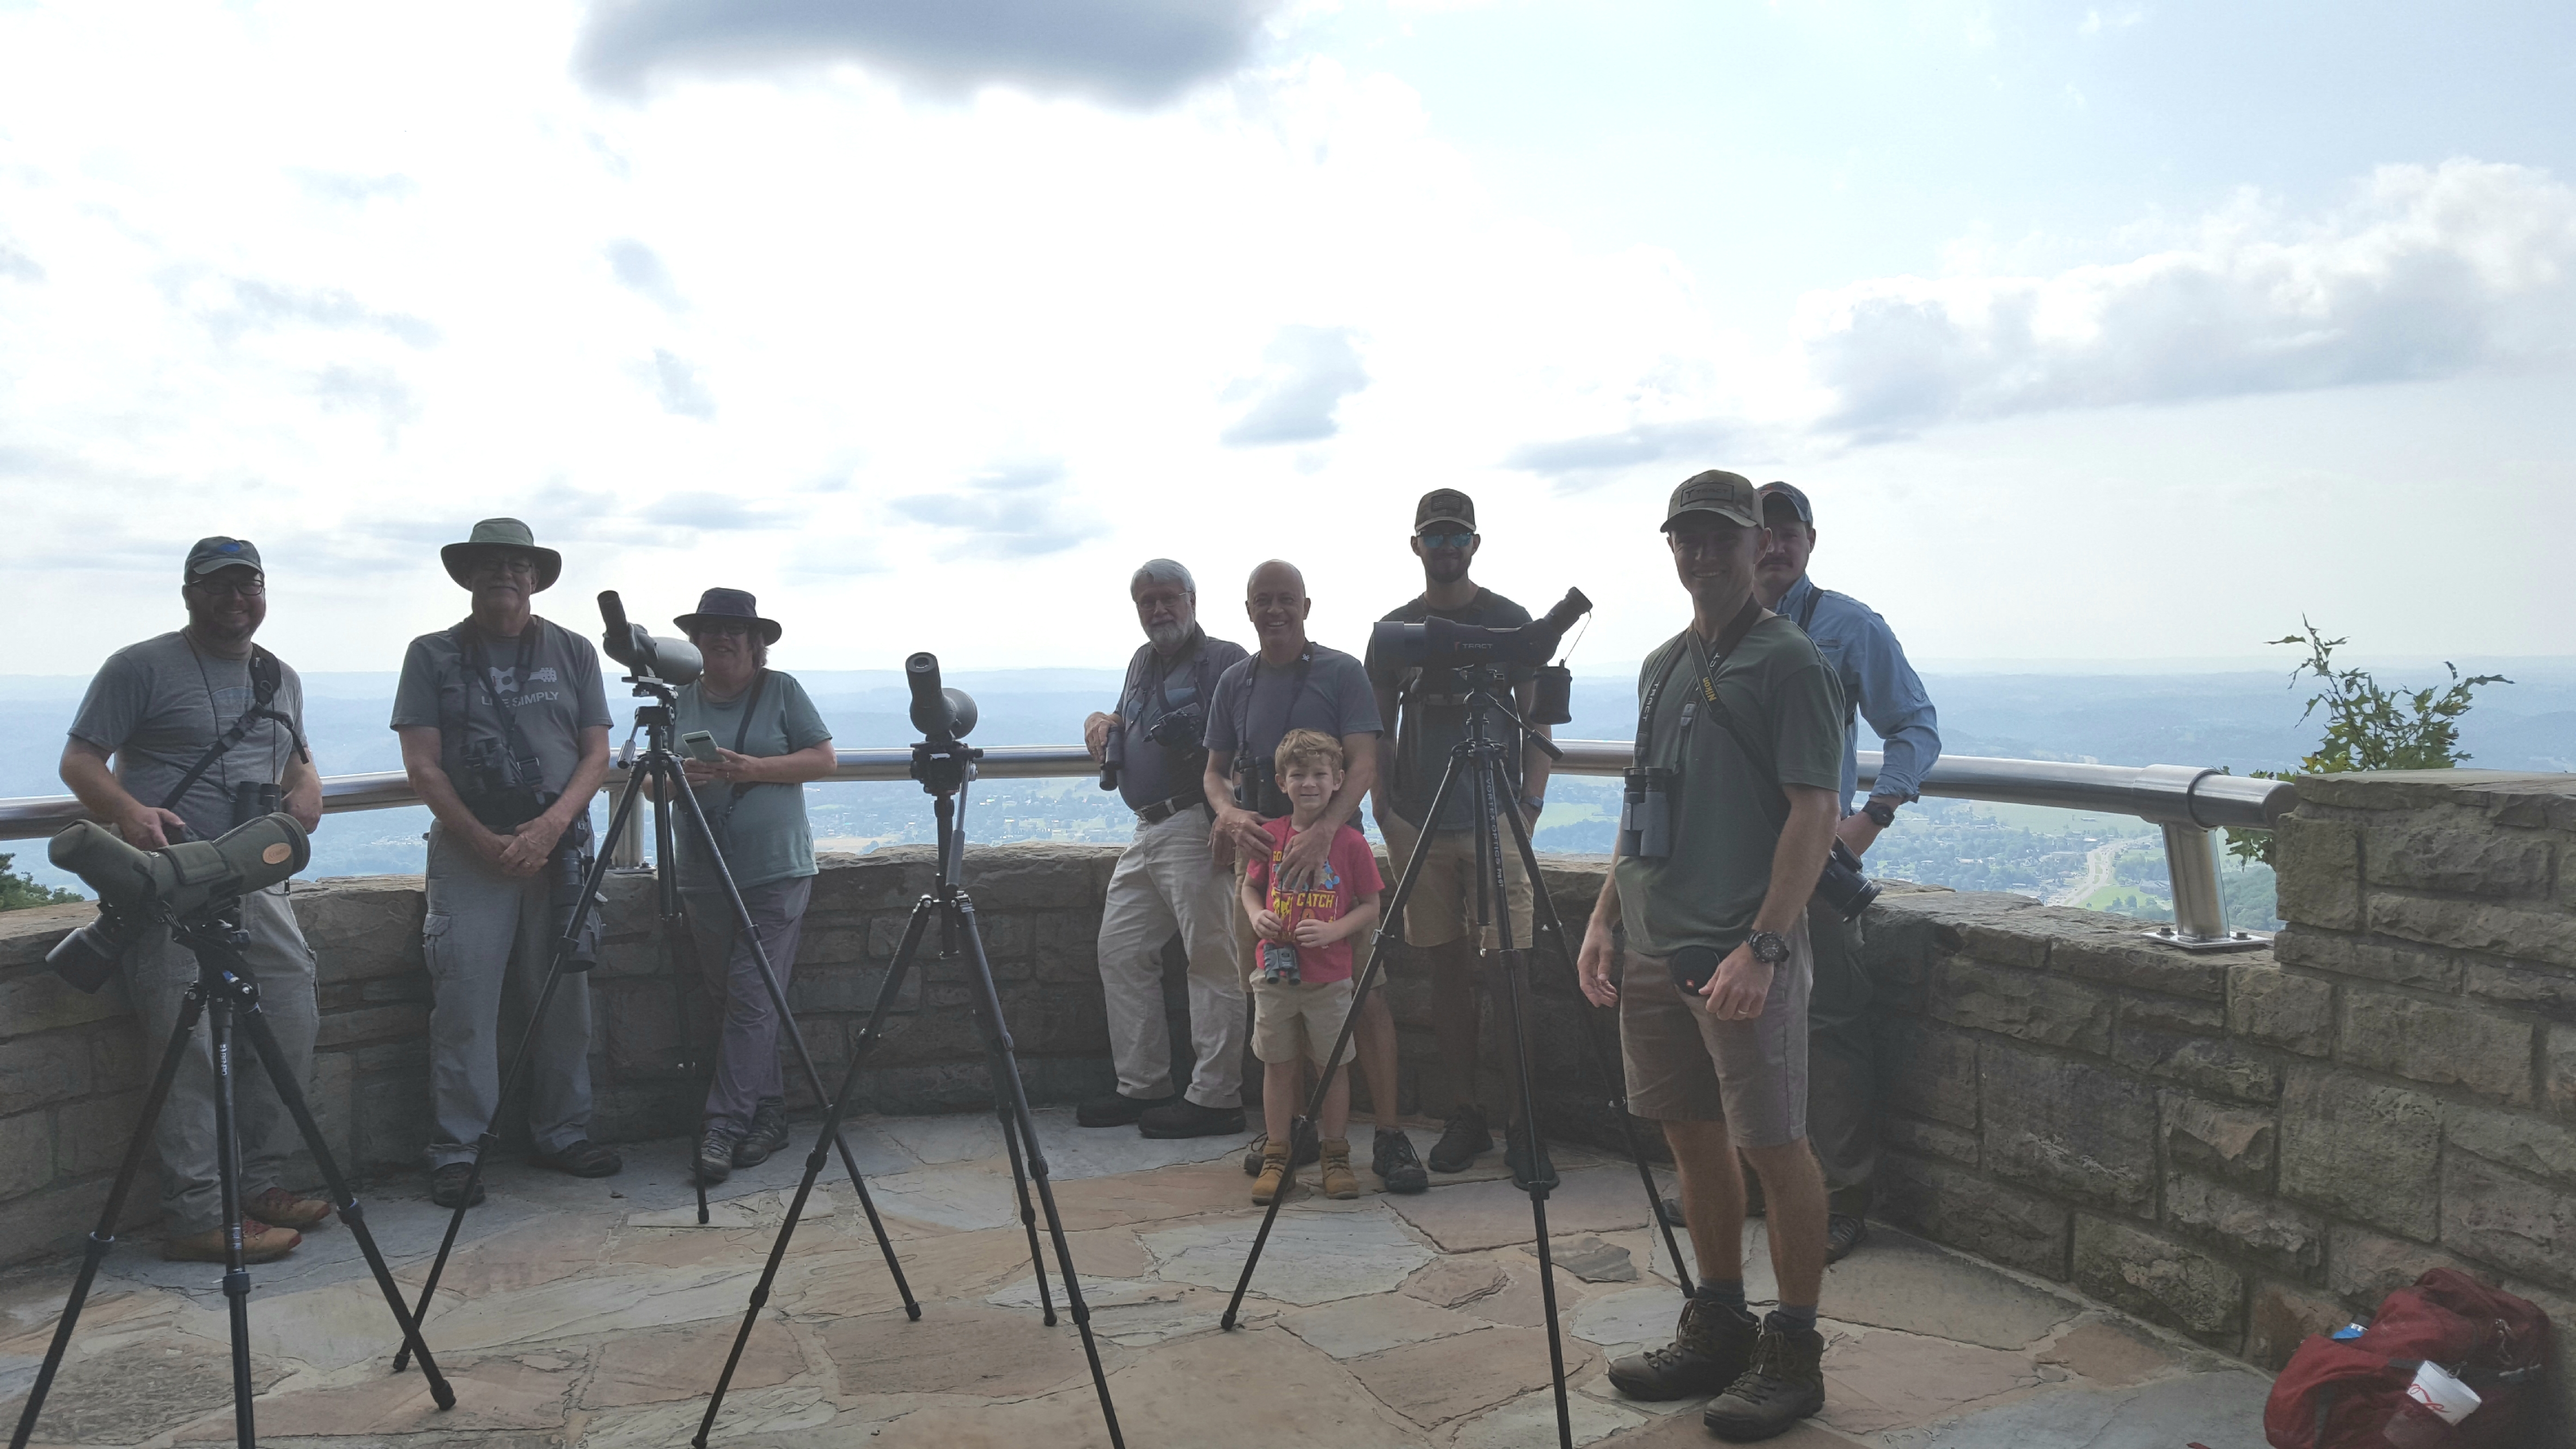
left=1418, top=530, right=1474, bottom=551
left=188, top=576, right=266, bottom=598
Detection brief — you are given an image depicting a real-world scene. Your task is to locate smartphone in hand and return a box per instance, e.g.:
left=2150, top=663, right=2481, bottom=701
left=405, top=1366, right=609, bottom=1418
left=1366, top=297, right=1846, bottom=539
left=681, top=730, right=722, bottom=764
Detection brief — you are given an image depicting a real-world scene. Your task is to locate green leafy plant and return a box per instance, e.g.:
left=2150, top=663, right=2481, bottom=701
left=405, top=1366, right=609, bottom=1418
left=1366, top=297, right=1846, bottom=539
left=1, top=852, right=81, bottom=911
left=2225, top=620, right=2508, bottom=865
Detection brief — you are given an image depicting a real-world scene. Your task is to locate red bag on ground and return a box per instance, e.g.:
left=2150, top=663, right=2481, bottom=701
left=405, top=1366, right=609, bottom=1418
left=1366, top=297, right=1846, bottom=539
left=2264, top=1269, right=2552, bottom=1448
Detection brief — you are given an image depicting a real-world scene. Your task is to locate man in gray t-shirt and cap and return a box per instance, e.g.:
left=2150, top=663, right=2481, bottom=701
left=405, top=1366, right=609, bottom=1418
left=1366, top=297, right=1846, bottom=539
left=391, top=518, right=618, bottom=1207
left=60, top=536, right=331, bottom=1264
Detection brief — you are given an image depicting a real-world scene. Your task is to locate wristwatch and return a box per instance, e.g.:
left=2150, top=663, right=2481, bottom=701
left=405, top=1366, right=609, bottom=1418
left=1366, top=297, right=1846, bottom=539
left=1863, top=797, right=1897, bottom=828
left=1520, top=795, right=1546, bottom=816
left=1748, top=930, right=1790, bottom=965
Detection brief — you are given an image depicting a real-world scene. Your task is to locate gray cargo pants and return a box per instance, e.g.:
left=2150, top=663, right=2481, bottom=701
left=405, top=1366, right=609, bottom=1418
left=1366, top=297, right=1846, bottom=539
left=1805, top=892, right=1877, bottom=1213
left=423, top=823, right=594, bottom=1166
left=684, top=875, right=811, bottom=1134
left=118, top=884, right=319, bottom=1236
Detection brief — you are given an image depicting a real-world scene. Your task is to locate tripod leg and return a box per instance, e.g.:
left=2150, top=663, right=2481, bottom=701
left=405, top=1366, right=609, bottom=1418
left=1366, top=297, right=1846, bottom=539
left=662, top=756, right=918, bottom=1316
left=694, top=896, right=935, bottom=1448
left=950, top=896, right=1121, bottom=1449
left=203, top=990, right=258, bottom=1449
left=395, top=777, right=646, bottom=1373
left=9, top=989, right=206, bottom=1449
left=654, top=781, right=712, bottom=1226
left=1220, top=749, right=1472, bottom=1331
left=228, top=990, right=456, bottom=1409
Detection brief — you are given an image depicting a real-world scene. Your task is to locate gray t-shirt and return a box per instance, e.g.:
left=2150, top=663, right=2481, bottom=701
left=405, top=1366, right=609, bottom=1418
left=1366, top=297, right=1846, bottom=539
left=1203, top=643, right=1382, bottom=817
left=671, top=669, right=833, bottom=892
left=1111, top=630, right=1250, bottom=811
left=1365, top=588, right=1535, bottom=831
left=389, top=618, right=613, bottom=809
left=69, top=631, right=308, bottom=843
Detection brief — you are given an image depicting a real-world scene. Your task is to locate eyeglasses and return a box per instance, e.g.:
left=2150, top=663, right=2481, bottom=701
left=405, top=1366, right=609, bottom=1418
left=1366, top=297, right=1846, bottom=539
left=188, top=576, right=266, bottom=598
left=472, top=553, right=539, bottom=579
left=1418, top=531, right=1474, bottom=551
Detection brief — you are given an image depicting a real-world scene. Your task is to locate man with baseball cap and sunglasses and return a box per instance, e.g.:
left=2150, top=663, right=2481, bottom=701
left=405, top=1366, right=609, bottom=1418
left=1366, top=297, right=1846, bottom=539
left=1576, top=470, right=1848, bottom=1440
left=60, top=537, right=330, bottom=1262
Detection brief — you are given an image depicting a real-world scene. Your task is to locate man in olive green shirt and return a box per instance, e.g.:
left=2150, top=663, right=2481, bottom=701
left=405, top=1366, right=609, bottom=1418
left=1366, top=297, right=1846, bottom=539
left=1576, top=470, right=1846, bottom=1442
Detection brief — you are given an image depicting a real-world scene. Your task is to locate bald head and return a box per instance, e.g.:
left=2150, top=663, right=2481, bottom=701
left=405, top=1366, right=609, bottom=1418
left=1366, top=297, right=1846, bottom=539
left=1244, top=559, right=1311, bottom=662
left=1247, top=559, right=1305, bottom=598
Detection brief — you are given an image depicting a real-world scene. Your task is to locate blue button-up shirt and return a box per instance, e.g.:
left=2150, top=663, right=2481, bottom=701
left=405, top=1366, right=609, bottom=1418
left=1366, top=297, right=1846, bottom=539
left=1773, top=574, right=1942, bottom=813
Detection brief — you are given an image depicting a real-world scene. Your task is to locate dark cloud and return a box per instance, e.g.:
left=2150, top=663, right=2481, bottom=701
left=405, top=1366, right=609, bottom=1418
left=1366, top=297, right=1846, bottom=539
left=290, top=170, right=419, bottom=206
left=651, top=349, right=717, bottom=418
left=890, top=459, right=1103, bottom=557
left=635, top=491, right=783, bottom=529
left=1219, top=325, right=1367, bottom=448
left=209, top=278, right=442, bottom=349
left=605, top=238, right=689, bottom=312
left=1501, top=418, right=1735, bottom=486
left=576, top=0, right=1278, bottom=106
left=0, top=240, right=41, bottom=284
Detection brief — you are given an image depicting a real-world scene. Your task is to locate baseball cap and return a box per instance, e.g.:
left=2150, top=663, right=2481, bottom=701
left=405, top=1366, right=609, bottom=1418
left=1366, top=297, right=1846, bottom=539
left=184, top=537, right=263, bottom=579
left=1757, top=481, right=1814, bottom=526
left=1414, top=489, right=1476, bottom=533
left=1661, top=471, right=1762, bottom=531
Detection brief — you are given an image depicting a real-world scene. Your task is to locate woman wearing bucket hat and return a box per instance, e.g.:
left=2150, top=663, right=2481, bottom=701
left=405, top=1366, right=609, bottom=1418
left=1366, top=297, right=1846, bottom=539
left=661, top=588, right=838, bottom=1184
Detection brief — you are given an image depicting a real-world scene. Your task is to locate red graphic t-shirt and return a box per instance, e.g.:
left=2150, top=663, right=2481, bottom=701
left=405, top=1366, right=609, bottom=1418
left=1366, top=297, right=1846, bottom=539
left=1243, top=818, right=1385, bottom=985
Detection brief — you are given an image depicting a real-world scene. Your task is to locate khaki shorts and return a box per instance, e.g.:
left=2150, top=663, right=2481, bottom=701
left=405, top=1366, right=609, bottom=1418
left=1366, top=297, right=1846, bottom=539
left=1252, top=976, right=1357, bottom=1068
left=1379, top=812, right=1536, bottom=951
left=1617, top=926, right=1813, bottom=1149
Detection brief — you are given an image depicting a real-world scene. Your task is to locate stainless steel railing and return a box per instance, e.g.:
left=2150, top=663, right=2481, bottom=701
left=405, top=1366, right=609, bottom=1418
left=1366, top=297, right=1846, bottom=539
left=0, top=743, right=2297, bottom=947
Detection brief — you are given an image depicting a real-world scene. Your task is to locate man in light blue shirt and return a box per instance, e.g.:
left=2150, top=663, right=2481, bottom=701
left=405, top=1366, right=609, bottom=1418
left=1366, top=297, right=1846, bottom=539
left=1754, top=480, right=1942, bottom=1261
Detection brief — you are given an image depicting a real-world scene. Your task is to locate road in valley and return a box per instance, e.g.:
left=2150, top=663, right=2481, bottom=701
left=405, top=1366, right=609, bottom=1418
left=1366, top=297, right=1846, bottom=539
left=2050, top=832, right=2162, bottom=907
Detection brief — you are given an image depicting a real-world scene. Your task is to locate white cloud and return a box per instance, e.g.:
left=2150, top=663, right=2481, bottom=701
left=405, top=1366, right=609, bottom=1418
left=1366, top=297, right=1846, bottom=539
left=1219, top=324, right=1368, bottom=446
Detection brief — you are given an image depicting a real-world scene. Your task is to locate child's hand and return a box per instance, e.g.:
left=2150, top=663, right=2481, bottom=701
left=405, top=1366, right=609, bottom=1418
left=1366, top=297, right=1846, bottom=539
left=1291, top=916, right=1335, bottom=948
left=1253, top=909, right=1286, bottom=941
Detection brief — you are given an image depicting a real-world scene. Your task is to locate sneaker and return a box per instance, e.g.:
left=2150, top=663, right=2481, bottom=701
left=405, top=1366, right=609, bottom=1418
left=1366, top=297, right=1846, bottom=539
left=696, top=1126, right=738, bottom=1184
left=1428, top=1104, right=1492, bottom=1173
left=1505, top=1123, right=1559, bottom=1192
left=245, top=1186, right=332, bottom=1230
left=734, top=1098, right=790, bottom=1168
left=1076, top=1090, right=1174, bottom=1128
left=162, top=1218, right=300, bottom=1264
left=1371, top=1129, right=1429, bottom=1195
left=1318, top=1138, right=1360, bottom=1199
left=532, top=1140, right=622, bottom=1178
left=1251, top=1138, right=1294, bottom=1206
left=1659, top=1195, right=1688, bottom=1229
left=1703, top=1317, right=1827, bottom=1440
left=1243, top=1132, right=1320, bottom=1176
left=1825, top=1213, right=1870, bottom=1264
left=1137, top=1098, right=1247, bottom=1140
left=1607, top=1294, right=1761, bottom=1399
left=430, top=1162, right=485, bottom=1209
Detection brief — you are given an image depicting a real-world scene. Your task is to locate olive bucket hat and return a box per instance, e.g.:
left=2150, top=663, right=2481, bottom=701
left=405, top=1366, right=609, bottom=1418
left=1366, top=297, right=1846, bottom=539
left=673, top=587, right=782, bottom=645
left=441, top=518, right=563, bottom=592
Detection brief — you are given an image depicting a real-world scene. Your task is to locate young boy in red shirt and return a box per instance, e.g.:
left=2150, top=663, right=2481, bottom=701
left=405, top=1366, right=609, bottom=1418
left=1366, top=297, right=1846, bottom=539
left=1240, top=729, right=1385, bottom=1203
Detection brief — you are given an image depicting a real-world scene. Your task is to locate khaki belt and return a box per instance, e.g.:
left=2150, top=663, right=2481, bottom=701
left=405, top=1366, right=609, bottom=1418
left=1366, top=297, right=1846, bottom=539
left=1137, top=792, right=1209, bottom=826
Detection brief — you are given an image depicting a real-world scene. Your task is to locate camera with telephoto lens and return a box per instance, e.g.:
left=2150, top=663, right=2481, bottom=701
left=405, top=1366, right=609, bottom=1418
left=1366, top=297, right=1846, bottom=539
left=1144, top=701, right=1206, bottom=751
left=1815, top=837, right=1878, bottom=921
left=43, top=813, right=311, bottom=992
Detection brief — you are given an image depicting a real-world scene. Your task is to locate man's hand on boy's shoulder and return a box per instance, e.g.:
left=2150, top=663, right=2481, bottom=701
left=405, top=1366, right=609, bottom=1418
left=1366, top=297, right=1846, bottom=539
left=1274, top=821, right=1335, bottom=890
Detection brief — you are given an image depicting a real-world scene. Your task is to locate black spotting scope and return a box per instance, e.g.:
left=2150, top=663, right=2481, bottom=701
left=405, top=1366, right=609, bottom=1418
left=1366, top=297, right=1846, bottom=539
left=906, top=652, right=979, bottom=744
left=599, top=590, right=703, bottom=686
left=1371, top=587, right=1591, bottom=670
left=45, top=813, right=312, bottom=992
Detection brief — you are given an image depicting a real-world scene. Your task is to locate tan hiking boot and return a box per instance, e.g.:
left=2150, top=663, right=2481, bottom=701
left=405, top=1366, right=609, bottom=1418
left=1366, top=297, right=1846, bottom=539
left=1319, top=1138, right=1360, bottom=1199
left=162, top=1218, right=300, bottom=1264
left=1252, top=1137, right=1294, bottom=1205
left=245, top=1187, right=332, bottom=1230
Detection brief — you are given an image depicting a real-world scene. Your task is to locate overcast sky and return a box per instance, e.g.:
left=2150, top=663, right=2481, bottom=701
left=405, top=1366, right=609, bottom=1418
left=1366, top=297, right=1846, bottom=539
left=3, top=0, right=2571, bottom=681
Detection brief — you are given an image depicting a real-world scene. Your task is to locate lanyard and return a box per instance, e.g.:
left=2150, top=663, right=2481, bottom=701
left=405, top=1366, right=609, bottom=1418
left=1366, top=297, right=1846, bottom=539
left=1635, top=597, right=1760, bottom=764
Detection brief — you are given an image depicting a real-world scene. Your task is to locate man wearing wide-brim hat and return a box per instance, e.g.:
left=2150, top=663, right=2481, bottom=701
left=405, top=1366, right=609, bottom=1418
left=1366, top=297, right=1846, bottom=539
left=392, top=518, right=622, bottom=1207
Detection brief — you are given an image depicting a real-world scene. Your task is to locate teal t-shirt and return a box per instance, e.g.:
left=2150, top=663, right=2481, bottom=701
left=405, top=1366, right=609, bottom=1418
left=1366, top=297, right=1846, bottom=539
left=670, top=669, right=832, bottom=892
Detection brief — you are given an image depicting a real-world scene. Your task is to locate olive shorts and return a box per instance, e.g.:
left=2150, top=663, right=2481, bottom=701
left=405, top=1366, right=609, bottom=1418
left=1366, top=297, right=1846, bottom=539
left=1618, top=924, right=1814, bottom=1149
left=1379, top=811, right=1536, bottom=951
left=1252, top=976, right=1357, bottom=1069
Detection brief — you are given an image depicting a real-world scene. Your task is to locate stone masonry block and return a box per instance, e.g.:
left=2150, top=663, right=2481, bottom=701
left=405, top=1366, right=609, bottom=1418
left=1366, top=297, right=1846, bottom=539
left=1875, top=1150, right=2071, bottom=1280
left=2443, top=1150, right=2576, bottom=1290
left=2280, top=1065, right=2440, bottom=1240
left=2228, top=963, right=2334, bottom=1056
left=1930, top=957, right=2114, bottom=1055
left=2248, top=1278, right=2354, bottom=1371
left=0, top=970, right=126, bottom=1039
left=2121, top=995, right=2225, bottom=1035
left=2162, top=1089, right=2276, bottom=1189
left=2049, top=933, right=2230, bottom=1002
left=2165, top=1171, right=2324, bottom=1275
left=1876, top=1019, right=1979, bottom=1131
left=314, top=1003, right=431, bottom=1051
left=2367, top=818, right=2554, bottom=898
left=1980, top=1042, right=2157, bottom=1216
left=2275, top=928, right=2461, bottom=992
left=289, top=877, right=428, bottom=982
left=2370, top=893, right=2576, bottom=970
left=0, top=903, right=93, bottom=971
left=2111, top=1025, right=2281, bottom=1103
left=1883, top=1115, right=1978, bottom=1166
left=2465, top=962, right=2576, bottom=1022
left=55, top=1090, right=144, bottom=1179
left=2325, top=1225, right=2489, bottom=1307
left=2551, top=1026, right=2576, bottom=1118
left=2446, top=1102, right=2576, bottom=1189
left=1957, top=922, right=2049, bottom=970
left=0, top=1109, right=53, bottom=1197
left=2073, top=1213, right=2247, bottom=1345
left=2339, top=987, right=2532, bottom=1104
left=0, top=1033, right=93, bottom=1112
left=2274, top=815, right=2364, bottom=930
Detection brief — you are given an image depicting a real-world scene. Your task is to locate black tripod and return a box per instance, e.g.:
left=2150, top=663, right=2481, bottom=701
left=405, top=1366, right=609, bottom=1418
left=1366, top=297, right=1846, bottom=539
left=390, top=672, right=919, bottom=1375
left=10, top=905, right=456, bottom=1449
left=694, top=721, right=1125, bottom=1448
left=1217, top=671, right=1694, bottom=1449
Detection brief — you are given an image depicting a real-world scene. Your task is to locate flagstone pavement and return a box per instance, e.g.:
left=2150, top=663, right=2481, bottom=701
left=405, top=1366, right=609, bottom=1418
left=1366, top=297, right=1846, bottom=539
left=1, top=1111, right=2277, bottom=1447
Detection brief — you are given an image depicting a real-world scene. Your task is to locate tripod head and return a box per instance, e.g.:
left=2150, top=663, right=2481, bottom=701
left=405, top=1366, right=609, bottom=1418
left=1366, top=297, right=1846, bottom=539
left=904, top=652, right=982, bottom=796
left=1455, top=671, right=1568, bottom=764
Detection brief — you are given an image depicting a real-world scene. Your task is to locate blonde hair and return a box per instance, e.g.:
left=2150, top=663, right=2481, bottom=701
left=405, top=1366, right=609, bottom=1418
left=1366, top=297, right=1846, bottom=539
left=1274, top=728, right=1343, bottom=777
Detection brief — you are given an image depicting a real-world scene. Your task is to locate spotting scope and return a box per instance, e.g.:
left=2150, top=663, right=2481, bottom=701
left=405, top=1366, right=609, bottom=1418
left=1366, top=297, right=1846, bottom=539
left=44, top=813, right=311, bottom=991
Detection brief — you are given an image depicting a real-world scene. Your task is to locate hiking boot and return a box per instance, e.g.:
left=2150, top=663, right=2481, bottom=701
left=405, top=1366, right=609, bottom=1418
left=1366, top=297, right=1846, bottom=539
left=734, top=1098, right=790, bottom=1168
left=1703, top=1317, right=1827, bottom=1441
left=1076, top=1090, right=1173, bottom=1128
left=696, top=1126, right=738, bottom=1184
left=430, top=1162, right=485, bottom=1209
left=1138, top=1098, right=1246, bottom=1139
left=1607, top=1293, right=1761, bottom=1399
left=1318, top=1138, right=1360, bottom=1198
left=1429, top=1104, right=1492, bottom=1173
left=1825, top=1213, right=1870, bottom=1264
left=162, top=1218, right=300, bottom=1264
left=1252, top=1138, right=1295, bottom=1205
left=1243, top=1132, right=1320, bottom=1176
left=533, top=1140, right=622, bottom=1178
left=1372, top=1129, right=1429, bottom=1195
left=1505, top=1122, right=1559, bottom=1192
left=245, top=1186, right=332, bottom=1230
